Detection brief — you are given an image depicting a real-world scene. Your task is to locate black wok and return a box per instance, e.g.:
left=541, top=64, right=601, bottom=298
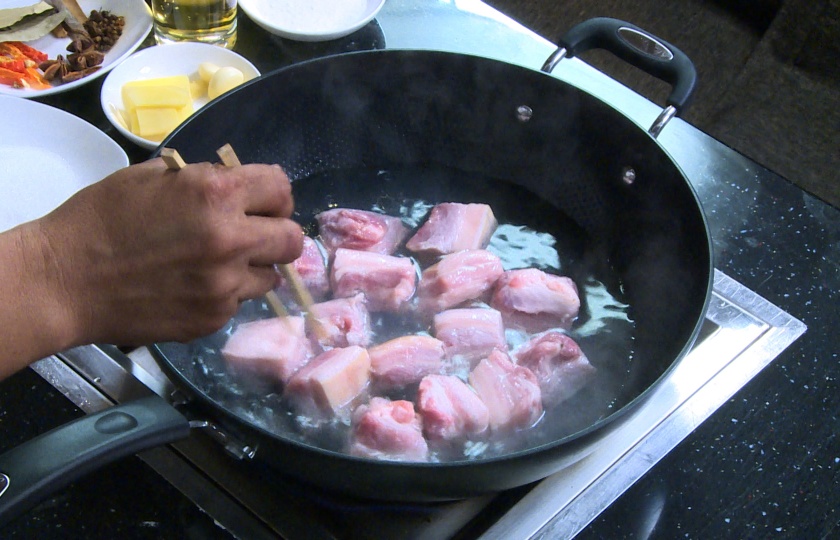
left=0, top=19, right=712, bottom=521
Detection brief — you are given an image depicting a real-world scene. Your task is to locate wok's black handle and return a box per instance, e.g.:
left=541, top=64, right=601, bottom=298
left=0, top=394, right=190, bottom=526
left=551, top=17, right=697, bottom=112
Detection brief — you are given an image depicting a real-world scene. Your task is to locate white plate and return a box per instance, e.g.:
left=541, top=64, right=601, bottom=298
left=240, top=0, right=386, bottom=42
left=100, top=43, right=260, bottom=150
left=0, top=0, right=152, bottom=98
left=0, top=95, right=129, bottom=233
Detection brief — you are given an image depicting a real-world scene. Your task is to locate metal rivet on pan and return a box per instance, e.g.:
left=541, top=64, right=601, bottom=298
left=515, top=105, right=533, bottom=122
left=622, top=167, right=637, bottom=185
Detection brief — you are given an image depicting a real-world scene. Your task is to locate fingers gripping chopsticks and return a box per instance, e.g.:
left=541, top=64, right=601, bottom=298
left=160, top=145, right=323, bottom=340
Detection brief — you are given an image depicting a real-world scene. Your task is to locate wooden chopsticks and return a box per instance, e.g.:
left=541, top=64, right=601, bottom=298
left=160, top=147, right=187, bottom=170
left=215, top=143, right=241, bottom=168
left=211, top=144, right=321, bottom=321
left=160, top=145, right=318, bottom=323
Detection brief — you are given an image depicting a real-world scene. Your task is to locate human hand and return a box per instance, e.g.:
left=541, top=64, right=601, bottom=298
left=34, top=157, right=303, bottom=348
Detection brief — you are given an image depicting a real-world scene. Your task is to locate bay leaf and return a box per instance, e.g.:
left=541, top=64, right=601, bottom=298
left=0, top=1, right=53, bottom=30
left=0, top=10, right=66, bottom=42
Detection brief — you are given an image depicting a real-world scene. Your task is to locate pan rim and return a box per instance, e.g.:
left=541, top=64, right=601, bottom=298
left=150, top=47, right=714, bottom=480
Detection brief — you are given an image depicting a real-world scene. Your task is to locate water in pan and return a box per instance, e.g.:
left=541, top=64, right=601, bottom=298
left=170, top=166, right=635, bottom=462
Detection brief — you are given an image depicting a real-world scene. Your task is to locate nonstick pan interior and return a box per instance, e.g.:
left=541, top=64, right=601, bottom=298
left=152, top=49, right=712, bottom=499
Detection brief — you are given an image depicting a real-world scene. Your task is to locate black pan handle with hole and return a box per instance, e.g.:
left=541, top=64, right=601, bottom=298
left=546, top=17, right=697, bottom=114
left=0, top=395, right=190, bottom=526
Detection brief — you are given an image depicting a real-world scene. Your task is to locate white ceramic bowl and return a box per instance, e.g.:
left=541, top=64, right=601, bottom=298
left=240, top=0, right=386, bottom=42
left=0, top=0, right=152, bottom=98
left=100, top=43, right=260, bottom=150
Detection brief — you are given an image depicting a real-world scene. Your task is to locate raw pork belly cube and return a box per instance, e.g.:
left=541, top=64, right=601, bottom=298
left=405, top=203, right=497, bottom=257
left=433, top=308, right=507, bottom=366
left=308, top=293, right=373, bottom=348
left=417, top=374, right=490, bottom=441
left=369, top=335, right=446, bottom=389
left=275, top=236, right=330, bottom=303
left=286, top=346, right=371, bottom=413
left=349, top=397, right=429, bottom=462
left=490, top=268, right=580, bottom=332
left=220, top=316, right=313, bottom=384
left=514, top=331, right=596, bottom=408
left=330, top=248, right=417, bottom=312
left=469, top=350, right=543, bottom=431
left=316, top=208, right=409, bottom=256
left=417, top=249, right=504, bottom=314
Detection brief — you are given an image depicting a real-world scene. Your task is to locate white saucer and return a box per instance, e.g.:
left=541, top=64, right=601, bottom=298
left=240, top=0, right=386, bottom=42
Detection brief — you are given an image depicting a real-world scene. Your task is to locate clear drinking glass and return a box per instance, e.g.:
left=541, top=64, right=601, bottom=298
left=151, top=0, right=238, bottom=49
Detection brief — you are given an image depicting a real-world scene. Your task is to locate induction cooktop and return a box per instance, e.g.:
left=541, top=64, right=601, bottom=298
left=31, top=269, right=804, bottom=539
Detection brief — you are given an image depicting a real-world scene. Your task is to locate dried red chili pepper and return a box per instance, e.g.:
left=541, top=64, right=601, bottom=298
left=0, top=64, right=50, bottom=90
left=22, top=66, right=50, bottom=89
left=0, top=56, right=26, bottom=73
left=0, top=66, right=26, bottom=88
left=4, top=42, right=49, bottom=64
left=0, top=42, right=51, bottom=89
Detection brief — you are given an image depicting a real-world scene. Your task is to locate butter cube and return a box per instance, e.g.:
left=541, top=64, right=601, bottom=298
left=122, top=75, right=195, bottom=140
left=190, top=78, right=208, bottom=99
left=123, top=84, right=191, bottom=110
left=133, top=107, right=182, bottom=141
left=176, top=103, right=193, bottom=121
left=122, top=75, right=192, bottom=107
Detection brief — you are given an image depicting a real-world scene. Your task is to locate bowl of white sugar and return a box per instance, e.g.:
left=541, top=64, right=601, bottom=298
left=240, top=0, right=386, bottom=42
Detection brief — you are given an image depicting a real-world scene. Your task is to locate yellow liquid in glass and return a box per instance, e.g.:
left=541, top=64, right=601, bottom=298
left=152, top=0, right=237, bottom=48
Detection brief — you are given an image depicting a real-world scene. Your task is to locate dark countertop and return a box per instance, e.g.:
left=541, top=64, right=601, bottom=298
left=580, top=139, right=840, bottom=539
left=1, top=1, right=837, bottom=538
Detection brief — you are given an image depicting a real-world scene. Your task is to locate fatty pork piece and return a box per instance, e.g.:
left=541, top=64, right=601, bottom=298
left=514, top=331, right=597, bottom=408
left=349, top=397, right=429, bottom=462
left=405, top=203, right=498, bottom=257
left=469, top=350, right=543, bottom=432
left=417, top=374, right=490, bottom=441
left=369, top=335, right=446, bottom=390
left=433, top=308, right=507, bottom=367
left=220, top=316, right=313, bottom=384
left=275, top=236, right=330, bottom=303
left=331, top=248, right=417, bottom=312
left=417, top=249, right=504, bottom=315
left=316, top=208, right=409, bottom=256
left=490, top=268, right=580, bottom=332
left=308, top=293, right=373, bottom=348
left=286, top=346, right=371, bottom=414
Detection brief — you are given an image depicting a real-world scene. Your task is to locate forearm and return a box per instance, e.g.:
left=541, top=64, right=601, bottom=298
left=0, top=160, right=302, bottom=380
left=0, top=221, right=79, bottom=379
